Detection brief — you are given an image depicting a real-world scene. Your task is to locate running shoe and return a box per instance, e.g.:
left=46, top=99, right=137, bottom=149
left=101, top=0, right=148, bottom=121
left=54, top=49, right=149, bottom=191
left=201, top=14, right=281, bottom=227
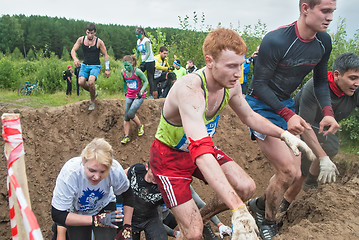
left=302, top=178, right=318, bottom=192
left=260, top=221, right=278, bottom=240
left=248, top=197, right=265, bottom=227
left=138, top=125, right=144, bottom=136
left=279, top=198, right=291, bottom=213
left=202, top=223, right=220, bottom=240
left=88, top=102, right=95, bottom=110
left=121, top=136, right=130, bottom=144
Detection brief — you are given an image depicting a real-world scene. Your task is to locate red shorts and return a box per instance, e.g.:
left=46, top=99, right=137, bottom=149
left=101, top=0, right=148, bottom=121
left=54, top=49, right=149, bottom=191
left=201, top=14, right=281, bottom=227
left=150, top=138, right=233, bottom=208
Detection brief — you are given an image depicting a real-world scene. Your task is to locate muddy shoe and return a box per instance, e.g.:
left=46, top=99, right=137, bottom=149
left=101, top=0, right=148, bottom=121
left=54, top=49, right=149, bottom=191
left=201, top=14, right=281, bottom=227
left=260, top=221, right=278, bottom=240
left=302, top=177, right=318, bottom=192
left=88, top=102, right=95, bottom=110
left=202, top=223, right=220, bottom=240
left=248, top=197, right=265, bottom=227
left=121, top=136, right=130, bottom=144
left=138, top=125, right=144, bottom=136
left=279, top=198, right=291, bottom=213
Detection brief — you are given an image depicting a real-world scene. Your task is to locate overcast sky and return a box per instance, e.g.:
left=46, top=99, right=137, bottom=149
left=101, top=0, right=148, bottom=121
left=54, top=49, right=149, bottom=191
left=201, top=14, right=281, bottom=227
left=1, top=0, right=357, bottom=38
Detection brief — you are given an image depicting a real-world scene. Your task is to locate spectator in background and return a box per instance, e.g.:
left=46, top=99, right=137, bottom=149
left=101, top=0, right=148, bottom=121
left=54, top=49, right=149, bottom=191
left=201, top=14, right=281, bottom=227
left=135, top=27, right=155, bottom=99
left=65, top=65, right=73, bottom=97
left=246, top=45, right=260, bottom=75
left=186, top=59, right=198, bottom=74
left=74, top=66, right=81, bottom=96
left=172, top=59, right=187, bottom=79
left=154, top=46, right=175, bottom=99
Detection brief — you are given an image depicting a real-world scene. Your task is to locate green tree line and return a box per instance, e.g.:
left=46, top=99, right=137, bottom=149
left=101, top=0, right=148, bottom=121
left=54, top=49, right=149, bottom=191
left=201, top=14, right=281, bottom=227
left=1, top=13, right=359, bottom=147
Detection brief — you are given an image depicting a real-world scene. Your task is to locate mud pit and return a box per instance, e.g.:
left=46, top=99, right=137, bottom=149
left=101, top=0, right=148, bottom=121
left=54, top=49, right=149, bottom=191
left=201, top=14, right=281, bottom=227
left=0, top=99, right=358, bottom=240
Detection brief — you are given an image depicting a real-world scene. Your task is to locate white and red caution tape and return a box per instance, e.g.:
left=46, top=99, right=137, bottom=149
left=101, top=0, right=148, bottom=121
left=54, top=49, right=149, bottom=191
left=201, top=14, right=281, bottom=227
left=2, top=114, right=43, bottom=240
left=7, top=177, right=18, bottom=239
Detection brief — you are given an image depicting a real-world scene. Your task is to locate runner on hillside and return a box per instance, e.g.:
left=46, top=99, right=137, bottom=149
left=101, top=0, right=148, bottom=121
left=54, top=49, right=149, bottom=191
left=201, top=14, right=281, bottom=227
left=149, top=27, right=316, bottom=240
left=245, top=0, right=339, bottom=239
left=280, top=52, right=359, bottom=212
left=71, top=23, right=111, bottom=110
left=120, top=55, right=148, bottom=144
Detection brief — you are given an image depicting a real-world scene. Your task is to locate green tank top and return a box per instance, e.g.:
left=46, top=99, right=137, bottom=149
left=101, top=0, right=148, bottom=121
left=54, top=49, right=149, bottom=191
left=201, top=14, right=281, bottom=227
left=155, top=69, right=230, bottom=152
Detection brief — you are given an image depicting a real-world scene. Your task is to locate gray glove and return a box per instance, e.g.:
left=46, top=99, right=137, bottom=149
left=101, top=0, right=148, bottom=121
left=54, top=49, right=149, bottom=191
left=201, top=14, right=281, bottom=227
left=318, top=156, right=339, bottom=184
left=231, top=205, right=259, bottom=239
left=280, top=131, right=316, bottom=161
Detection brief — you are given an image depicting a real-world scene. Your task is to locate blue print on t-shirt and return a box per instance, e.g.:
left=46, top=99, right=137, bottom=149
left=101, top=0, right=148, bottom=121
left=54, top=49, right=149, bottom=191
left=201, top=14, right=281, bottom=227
left=78, top=188, right=105, bottom=212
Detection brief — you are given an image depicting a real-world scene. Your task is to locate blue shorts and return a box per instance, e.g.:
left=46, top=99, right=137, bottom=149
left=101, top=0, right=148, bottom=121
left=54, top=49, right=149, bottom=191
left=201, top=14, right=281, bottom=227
left=245, top=95, right=295, bottom=140
left=79, top=63, right=101, bottom=79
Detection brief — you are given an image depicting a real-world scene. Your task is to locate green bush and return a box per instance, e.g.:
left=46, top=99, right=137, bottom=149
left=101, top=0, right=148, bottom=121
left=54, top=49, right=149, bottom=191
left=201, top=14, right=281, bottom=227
left=339, top=109, right=359, bottom=143
left=0, top=57, right=20, bottom=89
left=36, top=57, right=66, bottom=93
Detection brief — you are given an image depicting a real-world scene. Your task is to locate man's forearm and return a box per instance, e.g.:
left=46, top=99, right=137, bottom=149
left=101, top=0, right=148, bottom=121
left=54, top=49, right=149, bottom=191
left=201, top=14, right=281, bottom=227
left=301, top=128, right=327, bottom=158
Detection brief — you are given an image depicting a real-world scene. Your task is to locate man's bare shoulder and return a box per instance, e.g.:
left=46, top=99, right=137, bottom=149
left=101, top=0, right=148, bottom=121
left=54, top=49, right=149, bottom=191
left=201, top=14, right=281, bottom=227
left=164, top=73, right=205, bottom=124
left=229, top=81, right=243, bottom=99
left=166, top=74, right=203, bottom=106
left=173, top=73, right=203, bottom=95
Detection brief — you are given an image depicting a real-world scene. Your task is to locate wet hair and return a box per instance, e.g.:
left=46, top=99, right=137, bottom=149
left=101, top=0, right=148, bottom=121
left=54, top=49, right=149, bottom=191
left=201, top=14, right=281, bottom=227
left=332, top=52, right=359, bottom=76
left=81, top=138, right=113, bottom=177
left=123, top=55, right=137, bottom=67
left=202, top=28, right=247, bottom=60
left=86, top=23, right=97, bottom=32
left=159, top=46, right=168, bottom=52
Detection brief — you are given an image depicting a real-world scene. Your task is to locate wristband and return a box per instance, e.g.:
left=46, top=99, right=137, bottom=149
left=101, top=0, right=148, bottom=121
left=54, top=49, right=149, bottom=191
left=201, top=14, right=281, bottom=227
left=232, top=204, right=245, bottom=212
left=105, top=60, right=110, bottom=70
left=188, top=136, right=215, bottom=162
left=322, top=106, right=334, bottom=117
left=276, top=107, right=295, bottom=122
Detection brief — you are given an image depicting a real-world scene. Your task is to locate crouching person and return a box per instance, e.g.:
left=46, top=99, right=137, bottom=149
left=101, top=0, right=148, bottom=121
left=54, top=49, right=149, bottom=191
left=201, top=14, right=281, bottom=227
left=51, top=138, right=130, bottom=240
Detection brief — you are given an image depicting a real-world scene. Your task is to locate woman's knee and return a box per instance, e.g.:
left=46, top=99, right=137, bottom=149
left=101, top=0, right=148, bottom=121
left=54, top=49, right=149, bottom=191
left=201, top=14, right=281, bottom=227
left=126, top=111, right=135, bottom=120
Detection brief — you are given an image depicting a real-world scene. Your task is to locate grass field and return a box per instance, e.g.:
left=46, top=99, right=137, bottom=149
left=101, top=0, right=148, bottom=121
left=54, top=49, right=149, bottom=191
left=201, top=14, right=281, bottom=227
left=0, top=89, right=125, bottom=108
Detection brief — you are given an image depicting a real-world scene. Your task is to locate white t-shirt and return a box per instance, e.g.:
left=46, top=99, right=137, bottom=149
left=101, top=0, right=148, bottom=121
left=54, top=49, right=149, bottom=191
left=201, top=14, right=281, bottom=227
left=52, top=157, right=129, bottom=216
left=137, top=37, right=155, bottom=62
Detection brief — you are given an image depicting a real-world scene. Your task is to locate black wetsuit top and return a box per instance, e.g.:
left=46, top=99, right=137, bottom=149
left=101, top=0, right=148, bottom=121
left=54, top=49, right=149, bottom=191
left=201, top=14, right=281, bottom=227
left=82, top=36, right=101, bottom=65
left=123, top=164, right=164, bottom=224
left=248, top=21, right=332, bottom=114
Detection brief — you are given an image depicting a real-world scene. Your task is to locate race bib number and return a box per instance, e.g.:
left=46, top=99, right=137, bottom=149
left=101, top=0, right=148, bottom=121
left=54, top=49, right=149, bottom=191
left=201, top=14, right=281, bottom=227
left=127, top=79, right=138, bottom=89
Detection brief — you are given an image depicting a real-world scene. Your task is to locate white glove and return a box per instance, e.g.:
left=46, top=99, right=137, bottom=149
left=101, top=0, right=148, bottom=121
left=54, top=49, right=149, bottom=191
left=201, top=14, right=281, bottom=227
left=318, top=156, right=339, bottom=184
left=219, top=224, right=232, bottom=238
left=231, top=205, right=259, bottom=240
left=280, top=131, right=316, bottom=161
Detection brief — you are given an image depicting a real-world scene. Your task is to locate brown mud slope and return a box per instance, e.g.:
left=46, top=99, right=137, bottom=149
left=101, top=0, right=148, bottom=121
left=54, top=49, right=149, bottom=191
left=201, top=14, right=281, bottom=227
left=0, top=99, right=358, bottom=239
